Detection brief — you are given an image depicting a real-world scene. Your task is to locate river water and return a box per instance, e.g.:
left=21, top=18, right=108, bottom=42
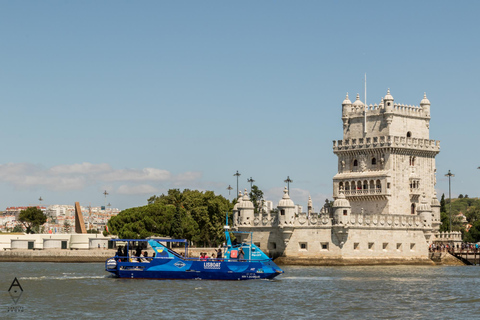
left=1, top=262, right=479, bottom=319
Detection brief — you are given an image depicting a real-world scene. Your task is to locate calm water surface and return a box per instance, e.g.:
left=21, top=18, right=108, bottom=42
left=1, top=262, right=479, bottom=319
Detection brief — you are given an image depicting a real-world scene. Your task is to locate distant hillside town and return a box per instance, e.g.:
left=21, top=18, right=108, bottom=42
left=0, top=204, right=120, bottom=233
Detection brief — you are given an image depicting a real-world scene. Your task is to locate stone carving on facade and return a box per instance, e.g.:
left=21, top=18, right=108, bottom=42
left=359, top=155, right=367, bottom=172
left=298, top=212, right=307, bottom=225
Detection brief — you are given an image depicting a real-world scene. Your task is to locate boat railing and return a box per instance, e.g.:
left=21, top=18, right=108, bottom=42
left=184, top=257, right=271, bottom=263
left=109, top=255, right=271, bottom=263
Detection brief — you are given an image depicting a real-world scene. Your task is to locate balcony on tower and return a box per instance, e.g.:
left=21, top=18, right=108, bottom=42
left=409, top=178, right=421, bottom=200
left=335, top=177, right=390, bottom=201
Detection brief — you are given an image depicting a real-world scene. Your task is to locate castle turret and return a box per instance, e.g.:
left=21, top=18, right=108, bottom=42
left=237, top=190, right=254, bottom=226
left=277, top=187, right=295, bottom=225
left=332, top=188, right=351, bottom=226
left=420, top=93, right=431, bottom=118
left=383, top=89, right=394, bottom=125
left=417, top=193, right=432, bottom=228
left=431, top=191, right=441, bottom=232
left=342, top=93, right=352, bottom=129
left=352, top=93, right=364, bottom=111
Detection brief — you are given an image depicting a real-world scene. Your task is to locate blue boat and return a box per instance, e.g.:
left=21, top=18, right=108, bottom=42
left=105, top=225, right=284, bottom=280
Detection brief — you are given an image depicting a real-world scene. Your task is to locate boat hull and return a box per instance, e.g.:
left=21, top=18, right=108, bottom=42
left=107, top=259, right=282, bottom=280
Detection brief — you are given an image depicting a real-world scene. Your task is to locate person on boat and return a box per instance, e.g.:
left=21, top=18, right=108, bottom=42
left=122, top=245, right=129, bottom=262
left=116, top=246, right=123, bottom=258
left=238, top=248, right=245, bottom=261
left=135, top=246, right=142, bottom=258
left=142, top=251, right=149, bottom=262
left=200, top=252, right=207, bottom=261
left=139, top=251, right=148, bottom=263
left=216, top=249, right=222, bottom=259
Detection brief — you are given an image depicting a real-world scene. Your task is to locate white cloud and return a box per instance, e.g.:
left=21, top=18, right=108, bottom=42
left=0, top=162, right=203, bottom=194
left=101, top=168, right=172, bottom=182
left=0, top=163, right=88, bottom=190
left=174, top=171, right=203, bottom=182
left=117, top=184, right=160, bottom=195
left=49, top=162, right=112, bottom=174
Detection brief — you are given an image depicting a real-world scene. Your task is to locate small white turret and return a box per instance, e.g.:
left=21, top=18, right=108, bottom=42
left=420, top=92, right=431, bottom=118
left=342, top=93, right=352, bottom=116
left=277, top=187, right=296, bottom=225
left=332, top=187, right=351, bottom=226
left=430, top=191, right=441, bottom=232
left=417, top=193, right=432, bottom=227
left=384, top=88, right=394, bottom=113
left=237, top=189, right=254, bottom=225
left=352, top=93, right=364, bottom=110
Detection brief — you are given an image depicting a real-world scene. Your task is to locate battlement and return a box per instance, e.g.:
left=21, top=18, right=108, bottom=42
left=336, top=212, right=428, bottom=229
left=333, top=135, right=440, bottom=152
left=346, top=103, right=428, bottom=119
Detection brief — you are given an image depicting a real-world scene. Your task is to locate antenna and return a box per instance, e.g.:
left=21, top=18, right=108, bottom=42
left=364, top=73, right=367, bottom=134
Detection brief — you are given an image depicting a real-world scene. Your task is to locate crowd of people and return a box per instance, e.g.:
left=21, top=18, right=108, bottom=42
left=429, top=242, right=480, bottom=253
left=114, top=243, right=249, bottom=263
left=115, top=244, right=154, bottom=262
left=199, top=248, right=223, bottom=261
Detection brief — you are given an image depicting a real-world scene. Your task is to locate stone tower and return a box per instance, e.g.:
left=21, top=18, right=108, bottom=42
left=332, top=89, right=440, bottom=217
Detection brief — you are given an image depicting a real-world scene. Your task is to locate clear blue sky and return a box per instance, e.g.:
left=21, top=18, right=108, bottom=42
left=0, top=1, right=478, bottom=210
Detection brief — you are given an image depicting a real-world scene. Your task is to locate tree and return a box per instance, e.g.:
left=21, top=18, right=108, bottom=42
left=464, top=220, right=480, bottom=243
left=458, top=194, right=464, bottom=199
left=249, top=185, right=264, bottom=213
left=64, top=220, right=71, bottom=233
left=440, top=193, right=446, bottom=213
left=18, top=207, right=47, bottom=234
left=108, top=189, right=233, bottom=246
left=12, top=225, right=24, bottom=233
left=466, top=207, right=480, bottom=225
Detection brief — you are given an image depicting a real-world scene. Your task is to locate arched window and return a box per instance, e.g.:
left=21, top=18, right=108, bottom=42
left=372, top=158, right=377, bottom=165
left=339, top=182, right=344, bottom=191
left=407, top=131, right=412, bottom=138
left=363, top=180, right=368, bottom=190
left=345, top=182, right=350, bottom=190
left=376, top=180, right=381, bottom=190
left=369, top=180, right=374, bottom=190
left=357, top=181, right=362, bottom=190
left=353, top=159, right=358, bottom=167
left=411, top=204, right=415, bottom=215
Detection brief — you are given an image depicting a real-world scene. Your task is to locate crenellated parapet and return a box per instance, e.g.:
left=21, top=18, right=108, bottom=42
left=433, top=231, right=462, bottom=243
left=334, top=212, right=428, bottom=230
left=343, top=90, right=431, bottom=120
left=333, top=135, right=440, bottom=154
left=346, top=103, right=429, bottom=118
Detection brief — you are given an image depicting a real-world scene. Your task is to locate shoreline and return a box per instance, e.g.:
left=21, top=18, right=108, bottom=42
left=0, top=250, right=465, bottom=266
